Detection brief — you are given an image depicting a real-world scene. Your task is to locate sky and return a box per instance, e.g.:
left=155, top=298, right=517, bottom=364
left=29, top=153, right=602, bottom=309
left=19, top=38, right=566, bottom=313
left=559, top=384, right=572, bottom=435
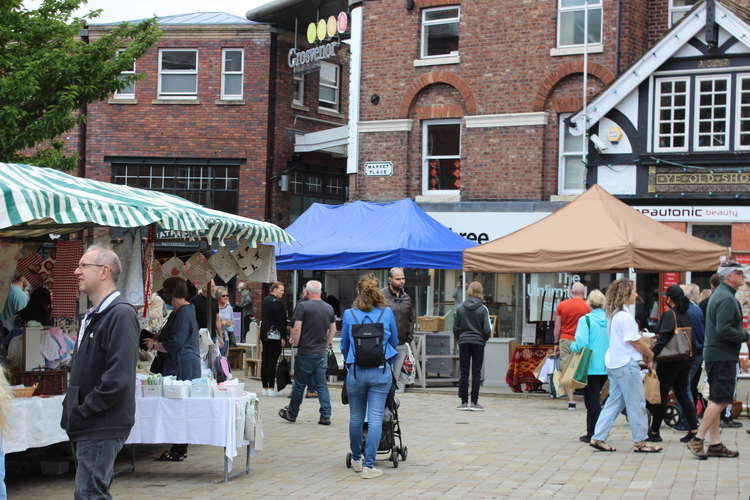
left=22, top=0, right=270, bottom=23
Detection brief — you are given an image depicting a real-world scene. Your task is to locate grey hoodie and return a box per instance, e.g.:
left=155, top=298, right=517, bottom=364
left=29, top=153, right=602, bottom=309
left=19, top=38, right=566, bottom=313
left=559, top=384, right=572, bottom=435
left=453, top=297, right=492, bottom=345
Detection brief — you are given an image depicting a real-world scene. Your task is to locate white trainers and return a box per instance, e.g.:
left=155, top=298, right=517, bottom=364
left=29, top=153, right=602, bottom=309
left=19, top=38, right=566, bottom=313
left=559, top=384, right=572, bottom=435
left=351, top=457, right=363, bottom=472
left=261, top=389, right=268, bottom=396
left=361, top=466, right=383, bottom=479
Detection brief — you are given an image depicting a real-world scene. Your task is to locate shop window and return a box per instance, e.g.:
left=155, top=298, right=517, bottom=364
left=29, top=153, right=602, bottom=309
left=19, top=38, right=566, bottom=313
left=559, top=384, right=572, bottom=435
left=221, top=49, right=243, bottom=100
left=114, top=49, right=135, bottom=99
left=421, top=6, right=460, bottom=58
left=557, top=0, right=602, bottom=48
left=111, top=163, right=239, bottom=214
left=318, top=62, right=340, bottom=111
left=293, top=73, right=304, bottom=106
left=669, top=0, right=697, bottom=27
left=692, top=225, right=731, bottom=247
left=305, top=174, right=322, bottom=193
left=158, top=49, right=198, bottom=98
left=695, top=75, right=730, bottom=151
left=558, top=113, right=586, bottom=194
left=736, top=75, right=750, bottom=149
left=654, top=77, right=689, bottom=152
left=422, top=120, right=461, bottom=193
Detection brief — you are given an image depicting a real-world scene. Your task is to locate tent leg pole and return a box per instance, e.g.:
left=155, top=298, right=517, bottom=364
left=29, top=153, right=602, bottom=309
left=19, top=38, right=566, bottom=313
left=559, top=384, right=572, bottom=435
left=292, top=270, right=298, bottom=310
left=462, top=272, right=466, bottom=302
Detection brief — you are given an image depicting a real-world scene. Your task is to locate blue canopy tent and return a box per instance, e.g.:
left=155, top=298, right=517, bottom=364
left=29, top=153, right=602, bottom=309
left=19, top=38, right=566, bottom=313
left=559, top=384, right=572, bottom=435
left=276, top=198, right=476, bottom=270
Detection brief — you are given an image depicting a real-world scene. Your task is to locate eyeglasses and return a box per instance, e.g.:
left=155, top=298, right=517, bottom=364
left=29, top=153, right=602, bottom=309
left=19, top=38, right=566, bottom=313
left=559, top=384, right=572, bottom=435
left=221, top=294, right=229, bottom=297
left=77, top=263, right=105, bottom=270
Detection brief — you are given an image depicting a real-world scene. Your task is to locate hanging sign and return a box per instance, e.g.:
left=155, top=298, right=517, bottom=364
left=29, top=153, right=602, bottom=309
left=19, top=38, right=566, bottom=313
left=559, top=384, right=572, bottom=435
left=288, top=11, right=348, bottom=71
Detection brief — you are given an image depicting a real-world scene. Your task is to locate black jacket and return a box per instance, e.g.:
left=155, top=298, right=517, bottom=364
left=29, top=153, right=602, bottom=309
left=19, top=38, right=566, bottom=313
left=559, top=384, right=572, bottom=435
left=453, top=297, right=492, bottom=345
left=61, top=294, right=139, bottom=441
left=652, top=307, right=692, bottom=359
left=260, top=295, right=287, bottom=342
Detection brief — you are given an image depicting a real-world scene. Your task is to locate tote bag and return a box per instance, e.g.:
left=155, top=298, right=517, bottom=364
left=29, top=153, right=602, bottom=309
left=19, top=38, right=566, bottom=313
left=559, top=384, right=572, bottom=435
left=655, top=311, right=692, bottom=362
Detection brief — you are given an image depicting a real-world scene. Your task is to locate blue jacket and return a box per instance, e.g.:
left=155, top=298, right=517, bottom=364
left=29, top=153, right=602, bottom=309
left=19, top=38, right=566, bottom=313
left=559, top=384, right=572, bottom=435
left=686, top=302, right=705, bottom=353
left=570, top=308, right=609, bottom=376
left=340, top=306, right=399, bottom=365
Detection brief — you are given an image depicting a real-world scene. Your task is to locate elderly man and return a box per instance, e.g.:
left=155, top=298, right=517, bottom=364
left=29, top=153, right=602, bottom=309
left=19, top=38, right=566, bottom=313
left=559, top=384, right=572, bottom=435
left=382, top=268, right=412, bottom=392
left=554, top=282, right=591, bottom=410
left=279, top=280, right=336, bottom=425
left=687, top=261, right=749, bottom=459
left=62, top=246, right=139, bottom=499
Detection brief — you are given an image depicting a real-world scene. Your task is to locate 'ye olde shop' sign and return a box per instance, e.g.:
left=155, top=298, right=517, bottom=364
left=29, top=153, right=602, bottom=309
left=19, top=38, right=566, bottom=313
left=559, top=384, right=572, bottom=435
left=288, top=12, right=348, bottom=72
left=648, top=166, right=750, bottom=193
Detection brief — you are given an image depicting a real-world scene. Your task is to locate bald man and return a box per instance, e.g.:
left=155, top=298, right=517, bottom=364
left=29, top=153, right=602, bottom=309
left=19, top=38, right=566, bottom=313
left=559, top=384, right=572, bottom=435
left=62, top=246, right=139, bottom=500
left=554, top=282, right=591, bottom=410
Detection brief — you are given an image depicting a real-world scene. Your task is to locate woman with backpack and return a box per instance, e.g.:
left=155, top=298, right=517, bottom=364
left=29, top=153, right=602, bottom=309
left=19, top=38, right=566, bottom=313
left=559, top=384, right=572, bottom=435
left=453, top=281, right=492, bottom=411
left=340, top=273, right=399, bottom=479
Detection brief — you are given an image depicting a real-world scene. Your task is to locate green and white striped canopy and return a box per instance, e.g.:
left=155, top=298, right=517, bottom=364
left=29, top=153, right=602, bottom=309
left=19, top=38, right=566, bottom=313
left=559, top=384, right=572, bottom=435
left=0, top=163, right=293, bottom=245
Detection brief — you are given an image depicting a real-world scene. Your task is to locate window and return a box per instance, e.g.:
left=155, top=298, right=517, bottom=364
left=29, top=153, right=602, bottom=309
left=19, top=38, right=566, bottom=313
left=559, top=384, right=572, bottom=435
left=293, top=73, right=304, bottom=106
left=695, top=75, right=730, bottom=151
left=654, top=77, right=690, bottom=152
left=557, top=0, right=602, bottom=47
left=221, top=49, right=243, bottom=100
left=423, top=120, right=461, bottom=193
left=669, top=0, right=697, bottom=27
left=736, top=75, right=750, bottom=149
left=114, top=49, right=135, bottom=99
left=421, top=6, right=460, bottom=58
left=158, top=49, right=198, bottom=98
left=112, top=164, right=239, bottom=214
left=558, top=114, right=586, bottom=194
left=318, top=62, right=340, bottom=110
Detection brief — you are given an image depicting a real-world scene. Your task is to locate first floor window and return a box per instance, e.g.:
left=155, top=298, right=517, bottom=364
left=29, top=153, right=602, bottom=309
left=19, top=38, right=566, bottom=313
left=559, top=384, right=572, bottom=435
left=293, top=73, right=304, bottom=105
left=558, top=113, right=586, bottom=194
left=654, top=77, right=689, bottom=152
left=669, top=0, right=698, bottom=27
left=221, top=49, right=243, bottom=100
left=695, top=75, right=729, bottom=151
left=158, top=49, right=198, bottom=98
left=421, top=6, right=460, bottom=58
left=114, top=49, right=135, bottom=98
left=557, top=0, right=602, bottom=47
left=423, top=120, right=461, bottom=192
left=318, top=62, right=340, bottom=110
left=737, top=75, right=750, bottom=149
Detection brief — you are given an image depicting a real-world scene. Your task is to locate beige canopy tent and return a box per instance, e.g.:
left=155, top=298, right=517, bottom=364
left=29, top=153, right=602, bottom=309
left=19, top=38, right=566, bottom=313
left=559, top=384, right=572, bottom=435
left=463, top=185, right=729, bottom=273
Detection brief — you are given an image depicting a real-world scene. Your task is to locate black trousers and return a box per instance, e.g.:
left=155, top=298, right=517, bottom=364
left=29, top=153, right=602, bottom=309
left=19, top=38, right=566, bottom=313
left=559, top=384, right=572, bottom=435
left=458, top=343, right=484, bottom=404
left=261, top=338, right=282, bottom=389
left=650, top=359, right=698, bottom=433
left=583, top=374, right=607, bottom=439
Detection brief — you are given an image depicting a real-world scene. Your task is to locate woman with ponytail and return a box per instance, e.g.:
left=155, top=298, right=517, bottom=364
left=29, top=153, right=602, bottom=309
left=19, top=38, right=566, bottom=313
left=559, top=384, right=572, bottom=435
left=340, top=273, right=399, bottom=479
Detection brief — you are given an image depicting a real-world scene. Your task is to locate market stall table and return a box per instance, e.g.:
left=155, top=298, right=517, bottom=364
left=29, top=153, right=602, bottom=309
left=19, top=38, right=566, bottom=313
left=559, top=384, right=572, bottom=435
left=125, top=393, right=259, bottom=483
left=505, top=345, right=553, bottom=393
left=5, top=395, right=67, bottom=454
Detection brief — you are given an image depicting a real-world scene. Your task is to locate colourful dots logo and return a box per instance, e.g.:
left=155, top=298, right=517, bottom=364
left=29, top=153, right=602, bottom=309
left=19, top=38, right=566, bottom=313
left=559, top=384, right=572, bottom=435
left=306, top=22, right=317, bottom=44
left=326, top=16, right=336, bottom=38
left=337, top=12, right=347, bottom=33
left=317, top=19, right=327, bottom=41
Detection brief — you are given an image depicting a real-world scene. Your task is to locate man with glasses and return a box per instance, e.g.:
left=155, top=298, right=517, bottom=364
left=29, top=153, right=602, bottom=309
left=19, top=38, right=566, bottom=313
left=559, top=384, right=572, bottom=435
left=61, top=246, right=139, bottom=499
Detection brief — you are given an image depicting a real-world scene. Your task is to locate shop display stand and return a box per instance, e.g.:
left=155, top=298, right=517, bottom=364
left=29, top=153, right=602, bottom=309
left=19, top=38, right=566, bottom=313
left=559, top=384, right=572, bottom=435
left=412, top=331, right=459, bottom=389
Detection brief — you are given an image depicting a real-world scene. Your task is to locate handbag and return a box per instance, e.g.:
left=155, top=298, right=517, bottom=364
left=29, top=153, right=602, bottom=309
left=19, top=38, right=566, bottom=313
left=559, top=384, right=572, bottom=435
left=275, top=354, right=291, bottom=391
left=266, top=328, right=281, bottom=341
left=655, top=310, right=692, bottom=362
left=327, top=349, right=339, bottom=378
left=644, top=370, right=661, bottom=404
left=150, top=352, right=166, bottom=374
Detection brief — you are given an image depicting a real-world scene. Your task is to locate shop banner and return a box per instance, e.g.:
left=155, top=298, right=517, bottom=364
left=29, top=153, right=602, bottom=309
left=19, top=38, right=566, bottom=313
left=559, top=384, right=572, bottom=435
left=660, top=272, right=681, bottom=314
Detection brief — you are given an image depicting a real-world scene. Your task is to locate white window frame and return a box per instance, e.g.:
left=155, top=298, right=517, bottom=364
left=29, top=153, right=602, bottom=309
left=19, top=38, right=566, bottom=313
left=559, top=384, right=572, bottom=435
left=668, top=0, right=697, bottom=28
left=653, top=76, right=690, bottom=153
left=157, top=48, right=198, bottom=99
left=556, top=0, right=603, bottom=49
left=113, top=48, right=135, bottom=99
left=293, top=72, right=305, bottom=106
left=558, top=113, right=586, bottom=195
left=694, top=74, right=730, bottom=152
left=220, top=48, right=243, bottom=100
left=420, top=6, right=460, bottom=59
left=318, top=62, right=340, bottom=111
left=735, top=73, right=750, bottom=151
left=422, top=119, right=461, bottom=195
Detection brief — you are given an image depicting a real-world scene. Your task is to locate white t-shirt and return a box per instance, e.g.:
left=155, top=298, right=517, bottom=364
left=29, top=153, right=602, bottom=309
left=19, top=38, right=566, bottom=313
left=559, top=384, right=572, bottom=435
left=604, top=310, right=643, bottom=369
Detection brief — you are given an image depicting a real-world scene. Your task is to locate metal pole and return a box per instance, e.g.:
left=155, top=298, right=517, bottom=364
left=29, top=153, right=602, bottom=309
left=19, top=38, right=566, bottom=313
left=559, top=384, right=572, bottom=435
left=462, top=272, right=467, bottom=302
left=582, top=0, right=589, bottom=174
left=292, top=270, right=298, bottom=310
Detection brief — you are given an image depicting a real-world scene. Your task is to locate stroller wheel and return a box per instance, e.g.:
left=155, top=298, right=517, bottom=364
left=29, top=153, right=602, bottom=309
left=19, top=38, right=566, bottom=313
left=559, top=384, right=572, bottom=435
left=400, top=446, right=408, bottom=461
left=391, top=449, right=399, bottom=468
left=346, top=452, right=352, bottom=469
left=664, top=406, right=680, bottom=428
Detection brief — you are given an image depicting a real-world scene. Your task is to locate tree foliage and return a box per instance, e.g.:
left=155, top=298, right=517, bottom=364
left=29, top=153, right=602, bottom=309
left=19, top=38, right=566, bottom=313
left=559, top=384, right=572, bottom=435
left=0, top=0, right=161, bottom=169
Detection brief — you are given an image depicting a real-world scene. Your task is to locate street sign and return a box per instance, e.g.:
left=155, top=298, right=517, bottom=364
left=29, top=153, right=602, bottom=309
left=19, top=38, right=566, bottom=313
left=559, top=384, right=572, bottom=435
left=364, top=161, right=393, bottom=176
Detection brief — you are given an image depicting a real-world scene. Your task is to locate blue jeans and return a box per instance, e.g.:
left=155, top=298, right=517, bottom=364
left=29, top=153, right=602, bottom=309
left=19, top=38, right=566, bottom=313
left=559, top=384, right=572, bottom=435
left=347, top=365, right=392, bottom=468
left=74, top=438, right=125, bottom=500
left=687, top=351, right=703, bottom=407
left=0, top=438, right=6, bottom=500
left=288, top=353, right=331, bottom=418
left=592, top=360, right=648, bottom=443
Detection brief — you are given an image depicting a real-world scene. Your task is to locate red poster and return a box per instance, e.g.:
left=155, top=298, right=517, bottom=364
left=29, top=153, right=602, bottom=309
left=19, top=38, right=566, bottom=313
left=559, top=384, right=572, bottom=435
left=734, top=254, right=750, bottom=330
left=661, top=272, right=681, bottom=313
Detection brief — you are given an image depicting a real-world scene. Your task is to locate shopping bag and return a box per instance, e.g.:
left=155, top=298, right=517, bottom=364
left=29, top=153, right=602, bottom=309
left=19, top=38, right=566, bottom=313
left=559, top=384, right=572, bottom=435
left=552, top=369, right=564, bottom=396
left=559, top=352, right=584, bottom=390
left=275, top=355, right=291, bottom=391
left=571, top=347, right=592, bottom=389
left=533, top=353, right=550, bottom=381
left=644, top=370, right=661, bottom=404
left=327, top=349, right=339, bottom=377
left=402, top=343, right=416, bottom=386
left=536, top=357, right=556, bottom=383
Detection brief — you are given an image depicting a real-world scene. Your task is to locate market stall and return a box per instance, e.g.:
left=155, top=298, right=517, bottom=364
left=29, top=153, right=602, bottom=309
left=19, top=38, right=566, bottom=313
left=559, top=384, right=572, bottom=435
left=0, top=162, right=289, bottom=476
left=463, top=184, right=729, bottom=390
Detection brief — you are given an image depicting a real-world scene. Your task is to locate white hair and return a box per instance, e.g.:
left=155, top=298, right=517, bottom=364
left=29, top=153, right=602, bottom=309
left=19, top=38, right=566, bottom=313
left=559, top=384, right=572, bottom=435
left=305, top=280, right=322, bottom=295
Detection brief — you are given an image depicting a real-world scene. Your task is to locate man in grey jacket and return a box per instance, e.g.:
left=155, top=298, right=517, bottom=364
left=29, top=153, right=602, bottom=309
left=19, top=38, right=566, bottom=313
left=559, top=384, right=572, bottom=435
left=453, top=281, right=491, bottom=411
left=62, top=246, right=139, bottom=499
left=382, top=268, right=413, bottom=393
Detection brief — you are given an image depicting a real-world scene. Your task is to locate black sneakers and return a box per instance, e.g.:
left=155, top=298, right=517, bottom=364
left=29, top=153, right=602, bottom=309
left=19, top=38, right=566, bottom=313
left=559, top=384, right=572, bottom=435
left=319, top=416, right=331, bottom=426
left=278, top=407, right=296, bottom=423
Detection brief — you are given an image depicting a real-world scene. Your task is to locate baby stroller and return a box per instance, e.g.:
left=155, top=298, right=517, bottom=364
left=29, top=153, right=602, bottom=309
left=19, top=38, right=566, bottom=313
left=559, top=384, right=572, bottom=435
left=345, top=376, right=408, bottom=468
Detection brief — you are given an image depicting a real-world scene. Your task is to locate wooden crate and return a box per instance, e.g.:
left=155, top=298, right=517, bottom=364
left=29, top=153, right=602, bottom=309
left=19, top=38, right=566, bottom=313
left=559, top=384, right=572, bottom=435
left=11, top=368, right=67, bottom=396
left=417, top=316, right=444, bottom=332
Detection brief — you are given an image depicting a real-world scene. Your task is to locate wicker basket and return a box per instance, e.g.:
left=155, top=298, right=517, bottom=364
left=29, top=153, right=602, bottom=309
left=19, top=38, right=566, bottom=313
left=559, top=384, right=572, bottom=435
left=11, top=368, right=67, bottom=396
left=417, top=316, right=444, bottom=332
left=12, top=384, right=38, bottom=398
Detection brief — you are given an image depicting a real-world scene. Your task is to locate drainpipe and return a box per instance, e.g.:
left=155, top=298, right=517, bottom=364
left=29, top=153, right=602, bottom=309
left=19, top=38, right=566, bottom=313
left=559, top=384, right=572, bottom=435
left=615, top=0, right=621, bottom=75
left=265, top=31, right=278, bottom=223
left=78, top=28, right=89, bottom=178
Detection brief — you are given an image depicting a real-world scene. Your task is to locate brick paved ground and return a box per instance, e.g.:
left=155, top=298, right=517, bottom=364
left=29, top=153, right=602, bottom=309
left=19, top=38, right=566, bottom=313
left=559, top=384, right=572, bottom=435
left=8, top=377, right=750, bottom=499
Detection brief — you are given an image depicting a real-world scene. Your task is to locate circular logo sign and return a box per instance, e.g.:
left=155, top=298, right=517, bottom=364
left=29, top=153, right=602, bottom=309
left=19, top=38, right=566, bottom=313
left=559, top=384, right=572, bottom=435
left=326, top=16, right=336, bottom=38
left=337, top=12, right=348, bottom=33
left=306, top=23, right=317, bottom=44
left=317, top=19, right=327, bottom=41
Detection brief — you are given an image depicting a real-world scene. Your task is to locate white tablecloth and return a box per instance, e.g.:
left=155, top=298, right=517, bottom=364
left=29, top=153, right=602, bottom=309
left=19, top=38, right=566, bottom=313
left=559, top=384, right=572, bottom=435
left=126, top=394, right=254, bottom=464
left=6, top=396, right=68, bottom=454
